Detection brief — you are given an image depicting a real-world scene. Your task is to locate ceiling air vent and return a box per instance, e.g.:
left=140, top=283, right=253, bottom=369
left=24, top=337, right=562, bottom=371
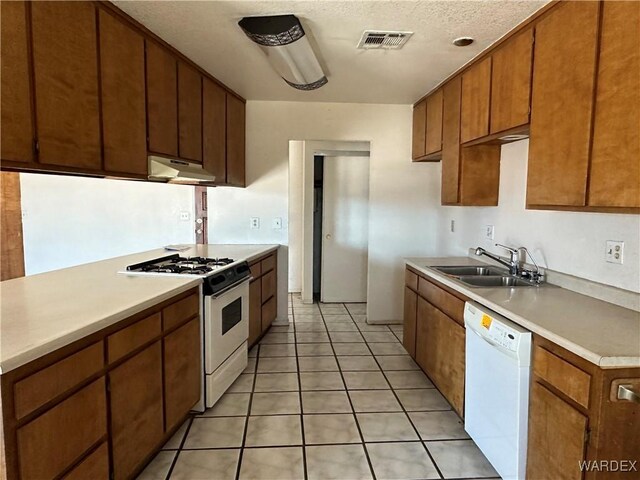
left=357, top=30, right=413, bottom=50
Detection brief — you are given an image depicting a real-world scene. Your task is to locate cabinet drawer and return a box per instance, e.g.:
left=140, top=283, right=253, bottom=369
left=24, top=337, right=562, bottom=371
left=63, top=442, right=109, bottom=480
left=405, top=269, right=418, bottom=291
left=17, top=378, right=107, bottom=480
left=249, top=261, right=261, bottom=279
left=108, top=313, right=161, bottom=363
left=261, top=254, right=276, bottom=273
left=262, top=269, right=276, bottom=302
left=262, top=296, right=276, bottom=332
left=163, top=292, right=200, bottom=331
left=417, top=277, right=465, bottom=325
left=533, top=346, right=591, bottom=408
left=14, top=342, right=103, bottom=420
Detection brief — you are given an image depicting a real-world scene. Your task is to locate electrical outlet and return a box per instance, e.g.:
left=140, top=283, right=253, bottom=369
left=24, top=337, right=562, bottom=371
left=605, top=240, right=624, bottom=264
left=179, top=211, right=190, bottom=222
left=485, top=225, right=495, bottom=240
left=250, top=217, right=260, bottom=229
left=272, top=217, right=282, bottom=230
left=450, top=220, right=455, bottom=233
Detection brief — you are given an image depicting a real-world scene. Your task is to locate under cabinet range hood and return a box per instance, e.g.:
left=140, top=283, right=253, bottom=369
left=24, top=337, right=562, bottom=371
left=148, top=156, right=216, bottom=186
left=238, top=14, right=327, bottom=91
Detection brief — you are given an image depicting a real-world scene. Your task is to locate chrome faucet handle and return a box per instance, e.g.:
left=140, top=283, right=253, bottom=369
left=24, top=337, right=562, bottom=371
left=517, top=247, right=544, bottom=284
left=495, top=243, right=518, bottom=254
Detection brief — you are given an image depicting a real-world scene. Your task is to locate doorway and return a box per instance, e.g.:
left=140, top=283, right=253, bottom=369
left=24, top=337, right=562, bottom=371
left=288, top=140, right=370, bottom=304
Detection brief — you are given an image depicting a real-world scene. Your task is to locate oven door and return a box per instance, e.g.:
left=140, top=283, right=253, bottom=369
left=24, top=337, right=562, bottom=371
left=203, top=279, right=250, bottom=374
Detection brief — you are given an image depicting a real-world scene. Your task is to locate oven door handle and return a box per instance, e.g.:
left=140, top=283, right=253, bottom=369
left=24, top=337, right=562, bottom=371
left=208, top=277, right=252, bottom=299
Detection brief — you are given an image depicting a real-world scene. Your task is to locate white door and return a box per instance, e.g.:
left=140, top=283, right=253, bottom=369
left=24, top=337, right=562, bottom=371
left=321, top=156, right=369, bottom=302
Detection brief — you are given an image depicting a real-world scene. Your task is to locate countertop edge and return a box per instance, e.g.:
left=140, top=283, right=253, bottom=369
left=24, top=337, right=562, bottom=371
left=0, top=280, right=201, bottom=374
left=405, top=259, right=640, bottom=369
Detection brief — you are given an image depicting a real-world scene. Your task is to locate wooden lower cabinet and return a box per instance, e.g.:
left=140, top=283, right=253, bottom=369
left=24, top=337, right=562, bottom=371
left=110, top=342, right=164, bottom=480
left=248, top=251, right=278, bottom=347
left=527, top=381, right=588, bottom=480
left=164, top=318, right=201, bottom=432
left=402, top=287, right=417, bottom=357
left=16, top=378, right=107, bottom=480
left=0, top=288, right=201, bottom=480
left=416, top=297, right=465, bottom=416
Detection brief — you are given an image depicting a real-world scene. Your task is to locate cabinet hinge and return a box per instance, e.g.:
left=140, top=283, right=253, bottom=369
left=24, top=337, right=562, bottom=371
left=584, top=428, right=591, bottom=446
left=33, top=139, right=39, bottom=155
left=106, top=376, right=111, bottom=393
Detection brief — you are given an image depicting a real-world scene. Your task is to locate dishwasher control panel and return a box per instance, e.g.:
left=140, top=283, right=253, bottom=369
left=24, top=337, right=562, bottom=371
left=485, top=319, right=519, bottom=351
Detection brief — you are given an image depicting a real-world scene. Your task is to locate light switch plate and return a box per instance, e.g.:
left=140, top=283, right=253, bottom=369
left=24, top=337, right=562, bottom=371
left=485, top=225, right=495, bottom=240
left=605, top=240, right=624, bottom=264
left=272, top=217, right=282, bottom=230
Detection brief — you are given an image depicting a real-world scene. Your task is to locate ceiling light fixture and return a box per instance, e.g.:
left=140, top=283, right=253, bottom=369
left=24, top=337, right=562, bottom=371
left=238, top=14, right=327, bottom=91
left=453, top=37, right=474, bottom=47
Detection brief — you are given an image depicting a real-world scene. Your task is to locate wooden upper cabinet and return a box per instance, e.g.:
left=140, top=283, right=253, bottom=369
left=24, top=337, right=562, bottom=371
left=490, top=28, right=533, bottom=134
left=99, top=10, right=147, bottom=176
left=588, top=1, right=640, bottom=208
left=178, top=62, right=203, bottom=162
left=526, top=381, right=588, bottom=480
left=31, top=1, right=101, bottom=170
left=441, top=77, right=462, bottom=205
left=226, top=94, right=246, bottom=187
left=1, top=1, right=34, bottom=163
left=146, top=41, right=178, bottom=157
left=203, top=78, right=227, bottom=182
left=460, top=57, right=491, bottom=143
left=527, top=1, right=600, bottom=207
left=425, top=90, right=443, bottom=155
left=411, top=100, right=427, bottom=160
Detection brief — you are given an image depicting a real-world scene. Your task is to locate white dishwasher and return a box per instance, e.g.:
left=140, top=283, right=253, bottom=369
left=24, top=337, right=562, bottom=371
left=464, top=302, right=532, bottom=480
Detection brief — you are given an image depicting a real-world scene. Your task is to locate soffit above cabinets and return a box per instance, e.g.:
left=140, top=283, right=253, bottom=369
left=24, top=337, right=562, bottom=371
left=113, top=0, right=549, bottom=104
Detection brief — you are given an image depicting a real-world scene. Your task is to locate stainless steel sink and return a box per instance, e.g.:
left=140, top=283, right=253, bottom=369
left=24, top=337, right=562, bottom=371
left=432, top=265, right=508, bottom=277
left=457, top=276, right=537, bottom=288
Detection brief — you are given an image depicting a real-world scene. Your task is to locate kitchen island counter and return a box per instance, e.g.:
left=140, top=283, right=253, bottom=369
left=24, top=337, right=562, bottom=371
left=0, top=244, right=278, bottom=373
left=405, top=257, right=640, bottom=368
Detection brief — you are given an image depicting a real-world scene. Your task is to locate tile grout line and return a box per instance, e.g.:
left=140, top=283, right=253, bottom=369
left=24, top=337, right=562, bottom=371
left=354, top=309, right=446, bottom=480
left=319, top=302, right=378, bottom=480
left=164, top=415, right=194, bottom=480
left=292, top=295, right=310, bottom=480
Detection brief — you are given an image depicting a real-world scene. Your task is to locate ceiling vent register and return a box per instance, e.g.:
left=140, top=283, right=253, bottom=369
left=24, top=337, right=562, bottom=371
left=357, top=31, right=413, bottom=49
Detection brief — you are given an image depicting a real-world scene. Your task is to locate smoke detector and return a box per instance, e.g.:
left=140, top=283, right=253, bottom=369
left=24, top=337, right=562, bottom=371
left=357, top=30, right=413, bottom=49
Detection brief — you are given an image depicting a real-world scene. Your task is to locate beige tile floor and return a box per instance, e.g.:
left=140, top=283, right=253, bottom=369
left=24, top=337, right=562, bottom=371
left=137, top=294, right=500, bottom=480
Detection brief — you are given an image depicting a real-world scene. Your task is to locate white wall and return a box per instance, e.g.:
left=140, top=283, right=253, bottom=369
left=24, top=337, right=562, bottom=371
left=20, top=174, right=195, bottom=275
left=288, top=140, right=304, bottom=292
left=207, top=101, right=441, bottom=322
left=435, top=140, right=640, bottom=293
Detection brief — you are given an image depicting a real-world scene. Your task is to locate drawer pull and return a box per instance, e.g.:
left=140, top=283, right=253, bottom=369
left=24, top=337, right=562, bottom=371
left=617, top=384, right=640, bottom=404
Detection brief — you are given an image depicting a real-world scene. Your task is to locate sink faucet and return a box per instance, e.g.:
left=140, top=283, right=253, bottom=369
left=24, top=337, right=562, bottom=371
left=475, top=244, right=544, bottom=284
left=475, top=244, right=521, bottom=275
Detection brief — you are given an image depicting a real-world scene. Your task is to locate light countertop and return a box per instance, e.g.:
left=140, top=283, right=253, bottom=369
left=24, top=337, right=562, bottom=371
left=406, top=257, right=640, bottom=368
left=0, top=244, right=278, bottom=374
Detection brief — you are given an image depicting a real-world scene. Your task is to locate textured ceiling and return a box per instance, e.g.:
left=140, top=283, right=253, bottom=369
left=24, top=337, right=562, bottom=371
left=113, top=0, right=549, bottom=104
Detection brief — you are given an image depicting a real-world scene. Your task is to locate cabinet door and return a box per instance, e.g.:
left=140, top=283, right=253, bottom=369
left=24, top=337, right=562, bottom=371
left=146, top=41, right=178, bottom=157
left=441, top=77, right=462, bottom=205
left=249, top=279, right=262, bottom=346
left=490, top=28, right=533, bottom=134
left=1, top=1, right=34, bottom=163
left=588, top=1, right=640, bottom=208
left=226, top=94, right=246, bottom=186
left=203, top=78, right=227, bottom=182
left=17, top=378, right=107, bottom=480
left=415, top=297, right=435, bottom=376
left=526, top=381, right=587, bottom=480
left=425, top=91, right=443, bottom=155
left=403, top=287, right=417, bottom=358
left=432, top=307, right=465, bottom=416
left=31, top=1, right=101, bottom=170
left=99, top=10, right=147, bottom=176
left=262, top=295, right=277, bottom=332
left=412, top=100, right=427, bottom=160
left=527, top=1, right=600, bottom=207
left=164, top=318, right=201, bottom=432
left=64, top=442, right=109, bottom=480
left=110, top=343, right=164, bottom=480
left=460, top=57, right=491, bottom=143
left=178, top=62, right=203, bottom=162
